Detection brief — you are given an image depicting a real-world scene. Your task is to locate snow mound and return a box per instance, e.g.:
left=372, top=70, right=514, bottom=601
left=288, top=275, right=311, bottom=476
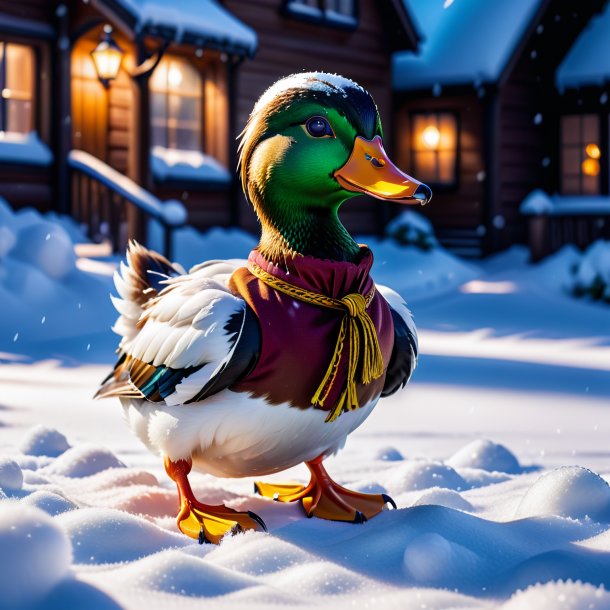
left=148, top=223, right=256, bottom=271
left=114, top=549, right=257, bottom=597
left=22, top=490, right=77, bottom=516
left=386, top=210, right=438, bottom=250
left=386, top=460, right=467, bottom=495
left=271, top=560, right=369, bottom=596
left=516, top=466, right=610, bottom=522
left=358, top=236, right=480, bottom=301
left=374, top=446, right=404, bottom=462
left=43, top=445, right=126, bottom=478
left=0, top=225, right=15, bottom=258
left=403, top=532, right=483, bottom=585
left=212, top=533, right=311, bottom=576
left=0, top=503, right=72, bottom=609
left=520, top=189, right=553, bottom=215
left=0, top=458, right=23, bottom=492
left=502, top=580, right=610, bottom=610
left=10, top=221, right=76, bottom=280
left=412, top=488, right=474, bottom=512
left=20, top=425, right=71, bottom=457
left=57, top=508, right=188, bottom=564
left=448, top=439, right=521, bottom=474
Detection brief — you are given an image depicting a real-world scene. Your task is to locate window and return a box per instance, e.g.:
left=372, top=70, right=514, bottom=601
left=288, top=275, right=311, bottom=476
left=0, top=42, right=35, bottom=134
left=150, top=56, right=203, bottom=152
left=410, top=112, right=458, bottom=186
left=561, top=114, right=601, bottom=195
left=284, top=0, right=358, bottom=28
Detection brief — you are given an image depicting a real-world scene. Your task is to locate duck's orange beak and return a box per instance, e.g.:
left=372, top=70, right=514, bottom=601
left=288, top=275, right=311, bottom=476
left=334, top=135, right=432, bottom=205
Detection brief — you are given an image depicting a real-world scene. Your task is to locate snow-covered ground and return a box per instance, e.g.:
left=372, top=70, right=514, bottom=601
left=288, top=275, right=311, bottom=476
left=1, top=212, right=610, bottom=610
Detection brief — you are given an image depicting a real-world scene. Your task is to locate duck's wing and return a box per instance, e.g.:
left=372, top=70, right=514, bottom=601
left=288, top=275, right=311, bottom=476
left=95, top=244, right=259, bottom=405
left=377, top=285, right=418, bottom=397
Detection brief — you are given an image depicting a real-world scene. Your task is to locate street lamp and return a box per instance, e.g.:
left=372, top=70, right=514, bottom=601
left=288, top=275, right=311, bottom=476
left=91, top=25, right=124, bottom=88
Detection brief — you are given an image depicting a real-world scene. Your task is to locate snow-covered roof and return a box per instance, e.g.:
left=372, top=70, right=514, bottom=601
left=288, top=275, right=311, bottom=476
left=112, top=0, right=257, bottom=56
left=556, top=2, right=610, bottom=90
left=394, top=0, right=544, bottom=91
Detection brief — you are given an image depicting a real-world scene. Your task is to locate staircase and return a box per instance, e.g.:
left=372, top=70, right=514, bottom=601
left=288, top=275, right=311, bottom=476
left=435, top=227, right=484, bottom=258
left=68, top=150, right=187, bottom=258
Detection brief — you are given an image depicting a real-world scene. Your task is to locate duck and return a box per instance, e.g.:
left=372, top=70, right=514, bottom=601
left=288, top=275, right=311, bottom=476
left=95, top=72, right=431, bottom=545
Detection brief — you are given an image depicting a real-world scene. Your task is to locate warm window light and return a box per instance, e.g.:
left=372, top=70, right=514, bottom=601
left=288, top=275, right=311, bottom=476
left=585, top=143, right=601, bottom=159
left=582, top=158, right=600, bottom=176
left=91, top=25, right=124, bottom=87
left=421, top=125, right=441, bottom=150
left=168, top=66, right=183, bottom=88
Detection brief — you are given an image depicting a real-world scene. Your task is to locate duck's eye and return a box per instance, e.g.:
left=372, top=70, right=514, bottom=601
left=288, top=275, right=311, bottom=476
left=304, top=116, right=334, bottom=138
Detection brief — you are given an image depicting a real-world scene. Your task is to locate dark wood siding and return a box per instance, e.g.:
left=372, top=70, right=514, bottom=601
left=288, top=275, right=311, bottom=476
left=395, top=92, right=486, bottom=256
left=0, top=4, right=54, bottom=213
left=494, top=1, right=607, bottom=251
left=0, top=0, right=53, bottom=23
left=224, top=0, right=397, bottom=236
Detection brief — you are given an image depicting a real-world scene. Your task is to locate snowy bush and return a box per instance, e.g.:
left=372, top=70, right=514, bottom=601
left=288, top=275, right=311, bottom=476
left=385, top=210, right=438, bottom=250
left=569, top=240, right=610, bottom=304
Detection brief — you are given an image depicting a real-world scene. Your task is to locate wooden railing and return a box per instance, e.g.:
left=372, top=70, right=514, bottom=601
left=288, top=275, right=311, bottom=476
left=521, top=194, right=610, bottom=262
left=68, top=150, right=187, bottom=258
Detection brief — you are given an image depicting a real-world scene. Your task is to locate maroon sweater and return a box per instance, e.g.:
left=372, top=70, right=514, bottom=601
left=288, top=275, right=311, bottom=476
left=230, top=247, right=395, bottom=413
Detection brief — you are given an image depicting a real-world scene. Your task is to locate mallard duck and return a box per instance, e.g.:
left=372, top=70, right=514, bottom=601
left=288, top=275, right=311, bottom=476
left=96, top=72, right=430, bottom=544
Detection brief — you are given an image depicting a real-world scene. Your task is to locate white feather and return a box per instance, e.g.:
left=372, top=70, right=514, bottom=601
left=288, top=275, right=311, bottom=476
left=121, top=391, right=378, bottom=478
left=377, top=283, right=418, bottom=353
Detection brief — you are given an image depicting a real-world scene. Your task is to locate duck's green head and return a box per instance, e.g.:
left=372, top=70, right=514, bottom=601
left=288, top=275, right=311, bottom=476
left=239, top=72, right=432, bottom=262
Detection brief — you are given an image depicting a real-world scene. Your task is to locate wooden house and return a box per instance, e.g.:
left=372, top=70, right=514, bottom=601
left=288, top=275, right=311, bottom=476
left=0, top=0, right=419, bottom=254
left=394, top=0, right=608, bottom=258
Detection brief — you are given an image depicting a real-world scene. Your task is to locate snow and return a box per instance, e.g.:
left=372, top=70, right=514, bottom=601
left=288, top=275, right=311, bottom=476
left=0, top=458, right=23, bottom=491
left=115, top=0, right=257, bottom=54
left=394, top=0, right=544, bottom=90
left=0, top=131, right=53, bottom=166
left=569, top=240, right=610, bottom=303
left=0, top=199, right=116, bottom=359
left=0, top=503, right=72, bottom=609
left=447, top=439, right=521, bottom=474
left=516, top=466, right=610, bottom=521
left=386, top=209, right=438, bottom=248
left=148, top=223, right=257, bottom=271
left=520, top=188, right=554, bottom=215
left=521, top=192, right=610, bottom=216
left=151, top=146, right=231, bottom=186
left=2, top=212, right=610, bottom=608
left=19, top=425, right=70, bottom=457
left=557, top=1, right=610, bottom=90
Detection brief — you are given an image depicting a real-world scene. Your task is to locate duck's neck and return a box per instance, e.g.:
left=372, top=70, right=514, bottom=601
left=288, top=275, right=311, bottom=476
left=257, top=204, right=360, bottom=265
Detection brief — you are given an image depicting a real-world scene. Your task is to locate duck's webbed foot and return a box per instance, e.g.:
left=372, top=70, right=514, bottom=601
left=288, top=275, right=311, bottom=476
left=164, top=457, right=267, bottom=544
left=254, top=455, right=396, bottom=523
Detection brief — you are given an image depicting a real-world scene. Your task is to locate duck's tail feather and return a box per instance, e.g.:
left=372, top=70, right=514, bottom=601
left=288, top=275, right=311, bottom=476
left=112, top=241, right=183, bottom=346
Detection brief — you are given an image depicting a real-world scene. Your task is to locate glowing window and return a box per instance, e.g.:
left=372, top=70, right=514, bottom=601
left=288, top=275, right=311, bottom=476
left=561, top=114, right=601, bottom=195
left=150, top=56, right=203, bottom=152
left=410, top=112, right=458, bottom=186
left=0, top=42, right=35, bottom=134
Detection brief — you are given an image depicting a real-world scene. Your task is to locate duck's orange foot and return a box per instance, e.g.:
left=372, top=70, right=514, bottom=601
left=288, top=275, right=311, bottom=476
left=178, top=499, right=267, bottom=545
left=254, top=456, right=396, bottom=523
left=164, top=456, right=266, bottom=545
